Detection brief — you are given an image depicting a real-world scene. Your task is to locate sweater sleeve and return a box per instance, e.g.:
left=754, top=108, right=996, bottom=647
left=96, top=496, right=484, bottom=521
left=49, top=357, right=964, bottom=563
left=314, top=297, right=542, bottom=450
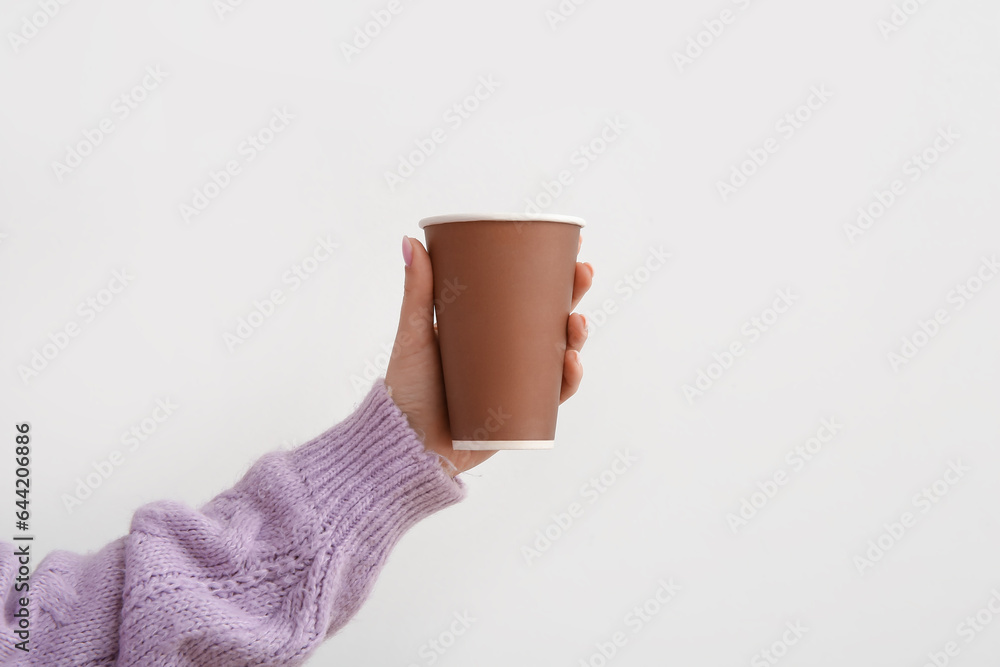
left=0, top=377, right=467, bottom=666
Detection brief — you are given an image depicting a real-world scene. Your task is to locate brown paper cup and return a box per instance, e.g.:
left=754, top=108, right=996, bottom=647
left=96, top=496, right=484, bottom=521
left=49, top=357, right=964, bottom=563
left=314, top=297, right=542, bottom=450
left=418, top=213, right=586, bottom=450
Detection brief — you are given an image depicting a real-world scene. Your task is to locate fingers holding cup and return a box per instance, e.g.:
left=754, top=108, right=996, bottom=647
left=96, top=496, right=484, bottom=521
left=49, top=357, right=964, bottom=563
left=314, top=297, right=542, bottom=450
left=560, top=312, right=588, bottom=404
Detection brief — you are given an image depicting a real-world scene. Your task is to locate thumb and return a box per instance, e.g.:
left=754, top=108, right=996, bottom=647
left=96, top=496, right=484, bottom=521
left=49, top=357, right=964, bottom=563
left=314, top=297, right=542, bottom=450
left=395, top=236, right=436, bottom=345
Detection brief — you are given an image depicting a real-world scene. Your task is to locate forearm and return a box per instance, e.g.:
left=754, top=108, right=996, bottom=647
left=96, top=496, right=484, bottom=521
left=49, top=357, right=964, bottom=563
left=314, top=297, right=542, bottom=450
left=0, top=377, right=466, bottom=666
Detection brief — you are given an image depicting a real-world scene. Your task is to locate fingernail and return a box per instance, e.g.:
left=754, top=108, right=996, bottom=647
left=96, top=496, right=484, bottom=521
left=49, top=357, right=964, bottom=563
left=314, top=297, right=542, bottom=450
left=570, top=349, right=581, bottom=364
left=402, top=235, right=413, bottom=267
left=585, top=262, right=595, bottom=278
left=581, top=314, right=589, bottom=332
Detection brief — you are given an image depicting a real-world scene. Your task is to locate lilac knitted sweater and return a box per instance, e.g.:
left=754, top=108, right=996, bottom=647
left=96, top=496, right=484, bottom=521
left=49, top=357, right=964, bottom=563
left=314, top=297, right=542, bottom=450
left=0, top=377, right=467, bottom=665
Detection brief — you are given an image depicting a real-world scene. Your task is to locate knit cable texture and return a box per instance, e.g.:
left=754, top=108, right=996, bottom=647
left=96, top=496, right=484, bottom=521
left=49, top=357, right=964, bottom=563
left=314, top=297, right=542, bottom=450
left=0, top=377, right=466, bottom=666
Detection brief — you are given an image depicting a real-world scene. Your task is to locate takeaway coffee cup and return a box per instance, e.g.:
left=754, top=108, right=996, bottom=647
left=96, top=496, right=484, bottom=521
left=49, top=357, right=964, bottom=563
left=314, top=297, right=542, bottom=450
left=417, top=213, right=586, bottom=450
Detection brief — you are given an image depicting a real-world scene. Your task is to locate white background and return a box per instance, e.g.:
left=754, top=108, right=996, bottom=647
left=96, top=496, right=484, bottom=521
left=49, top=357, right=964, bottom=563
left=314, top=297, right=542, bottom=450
left=2, top=0, right=1000, bottom=665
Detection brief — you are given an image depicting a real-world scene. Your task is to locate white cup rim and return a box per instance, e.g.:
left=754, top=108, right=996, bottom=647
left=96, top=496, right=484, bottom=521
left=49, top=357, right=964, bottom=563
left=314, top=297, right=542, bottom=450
left=418, top=212, right=586, bottom=228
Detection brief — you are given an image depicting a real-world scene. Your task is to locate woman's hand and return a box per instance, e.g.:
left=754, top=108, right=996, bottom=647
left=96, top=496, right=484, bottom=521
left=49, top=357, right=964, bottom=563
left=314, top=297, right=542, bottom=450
left=385, top=235, right=594, bottom=477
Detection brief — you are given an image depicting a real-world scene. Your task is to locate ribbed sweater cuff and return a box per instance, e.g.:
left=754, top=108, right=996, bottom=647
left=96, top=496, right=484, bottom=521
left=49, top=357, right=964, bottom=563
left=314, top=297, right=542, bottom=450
left=289, top=377, right=466, bottom=562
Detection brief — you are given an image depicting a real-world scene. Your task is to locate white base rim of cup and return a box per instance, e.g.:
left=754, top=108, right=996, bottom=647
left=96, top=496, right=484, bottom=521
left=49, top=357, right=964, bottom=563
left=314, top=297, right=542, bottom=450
left=452, top=440, right=555, bottom=451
